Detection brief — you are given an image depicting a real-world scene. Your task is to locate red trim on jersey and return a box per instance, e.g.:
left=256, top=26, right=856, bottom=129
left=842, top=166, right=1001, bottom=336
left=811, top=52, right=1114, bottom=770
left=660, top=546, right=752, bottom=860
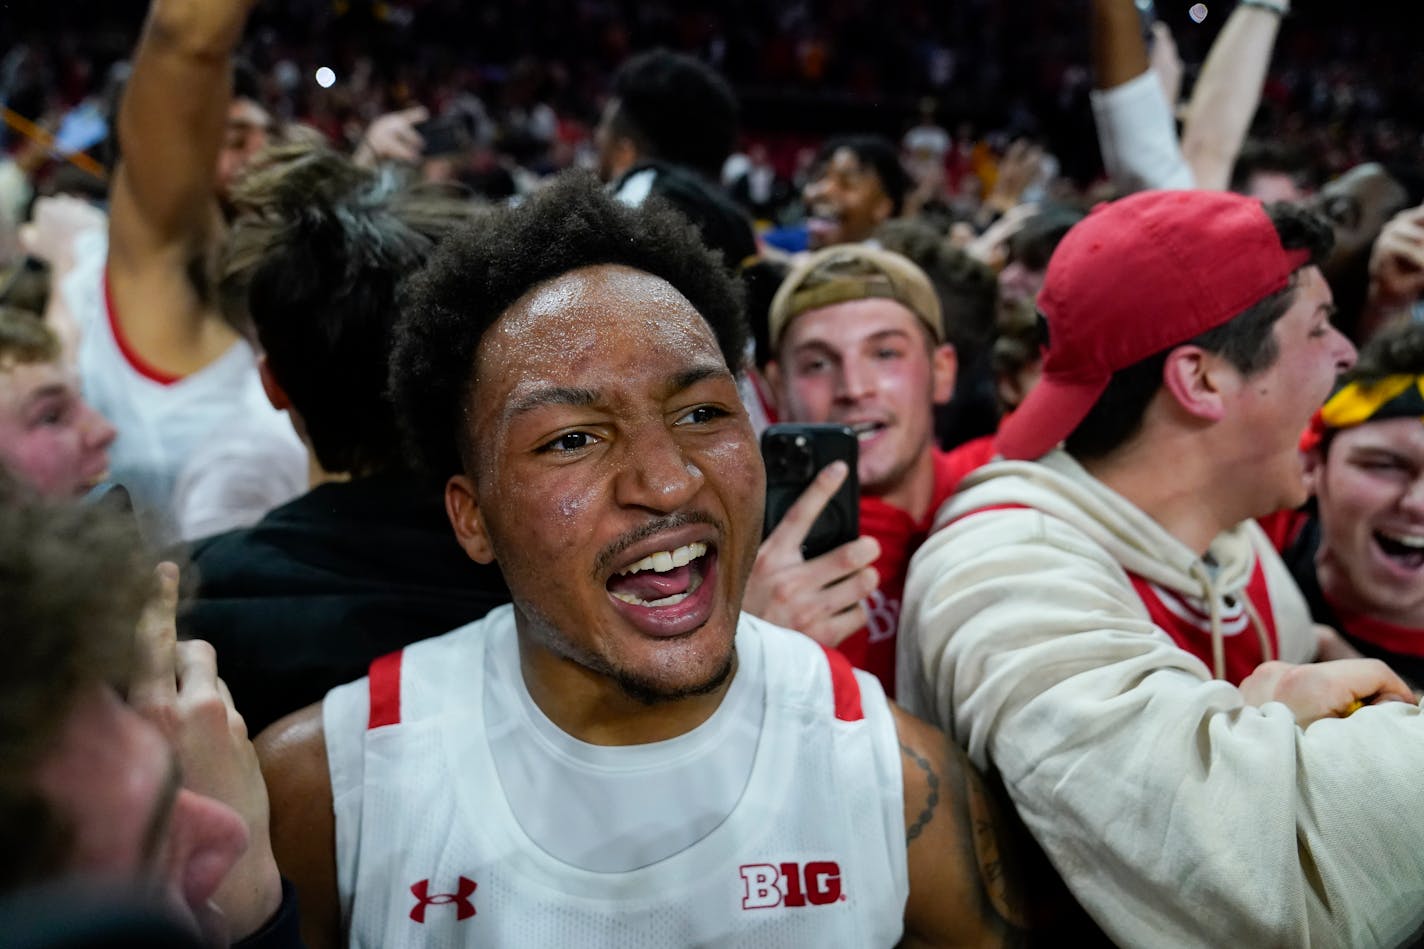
left=367, top=650, right=404, bottom=729
left=820, top=644, right=864, bottom=722
left=103, top=268, right=184, bottom=386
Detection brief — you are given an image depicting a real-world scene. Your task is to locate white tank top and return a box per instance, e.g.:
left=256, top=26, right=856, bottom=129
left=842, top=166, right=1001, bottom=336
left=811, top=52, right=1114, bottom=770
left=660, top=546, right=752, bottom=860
left=324, top=605, right=909, bottom=948
left=64, top=229, right=304, bottom=544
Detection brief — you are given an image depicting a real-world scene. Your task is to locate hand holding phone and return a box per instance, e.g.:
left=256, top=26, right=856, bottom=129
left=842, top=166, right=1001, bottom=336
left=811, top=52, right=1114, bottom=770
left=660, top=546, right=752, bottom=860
left=762, top=423, right=859, bottom=558
left=743, top=425, right=879, bottom=647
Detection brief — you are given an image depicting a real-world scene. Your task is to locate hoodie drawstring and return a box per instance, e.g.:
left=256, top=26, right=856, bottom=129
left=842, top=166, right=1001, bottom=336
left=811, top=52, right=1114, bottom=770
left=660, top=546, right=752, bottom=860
left=1190, top=560, right=1274, bottom=681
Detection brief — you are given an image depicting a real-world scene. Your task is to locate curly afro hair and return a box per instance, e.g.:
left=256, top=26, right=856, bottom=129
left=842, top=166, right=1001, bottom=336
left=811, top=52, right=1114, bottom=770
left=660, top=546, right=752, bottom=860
left=390, top=170, right=748, bottom=479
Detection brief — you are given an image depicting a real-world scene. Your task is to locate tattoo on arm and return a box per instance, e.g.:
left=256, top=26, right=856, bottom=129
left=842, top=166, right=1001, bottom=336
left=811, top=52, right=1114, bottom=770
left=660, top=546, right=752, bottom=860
left=900, top=742, right=940, bottom=843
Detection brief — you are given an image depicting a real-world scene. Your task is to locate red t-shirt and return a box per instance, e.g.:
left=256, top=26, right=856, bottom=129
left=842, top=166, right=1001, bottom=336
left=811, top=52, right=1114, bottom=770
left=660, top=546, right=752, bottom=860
left=834, top=450, right=962, bottom=698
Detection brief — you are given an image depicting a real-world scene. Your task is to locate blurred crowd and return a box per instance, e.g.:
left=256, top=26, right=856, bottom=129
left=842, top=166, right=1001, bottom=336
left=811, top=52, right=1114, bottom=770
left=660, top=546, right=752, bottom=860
left=3, top=0, right=1424, bottom=946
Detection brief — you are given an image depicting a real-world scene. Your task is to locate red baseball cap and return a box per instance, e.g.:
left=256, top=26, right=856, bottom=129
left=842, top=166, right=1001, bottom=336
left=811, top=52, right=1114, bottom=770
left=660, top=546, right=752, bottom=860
left=997, top=190, right=1312, bottom=461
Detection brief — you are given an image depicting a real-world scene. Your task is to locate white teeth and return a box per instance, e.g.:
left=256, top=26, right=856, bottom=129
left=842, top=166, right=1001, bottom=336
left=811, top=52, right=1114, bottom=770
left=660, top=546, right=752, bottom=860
left=850, top=421, right=882, bottom=441
left=1380, top=531, right=1424, bottom=549
left=611, top=590, right=691, bottom=607
left=617, top=541, right=708, bottom=576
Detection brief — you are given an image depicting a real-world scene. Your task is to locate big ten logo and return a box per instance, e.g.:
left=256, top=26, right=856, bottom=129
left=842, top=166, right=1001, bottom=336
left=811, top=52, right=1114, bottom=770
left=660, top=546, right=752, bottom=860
left=739, top=861, right=844, bottom=910
left=864, top=589, right=899, bottom=644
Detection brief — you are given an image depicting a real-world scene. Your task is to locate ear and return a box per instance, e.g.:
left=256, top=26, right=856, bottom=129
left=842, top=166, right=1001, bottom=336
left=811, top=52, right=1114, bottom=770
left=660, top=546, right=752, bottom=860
left=1160, top=345, right=1227, bottom=423
left=445, top=473, right=496, bottom=564
left=930, top=342, right=957, bottom=406
left=762, top=359, right=787, bottom=416
left=257, top=355, right=290, bottom=412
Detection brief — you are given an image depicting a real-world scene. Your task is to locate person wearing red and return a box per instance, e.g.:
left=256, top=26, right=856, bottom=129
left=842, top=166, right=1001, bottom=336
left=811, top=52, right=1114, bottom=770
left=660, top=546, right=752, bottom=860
left=743, top=246, right=956, bottom=696
left=1265, top=320, right=1424, bottom=690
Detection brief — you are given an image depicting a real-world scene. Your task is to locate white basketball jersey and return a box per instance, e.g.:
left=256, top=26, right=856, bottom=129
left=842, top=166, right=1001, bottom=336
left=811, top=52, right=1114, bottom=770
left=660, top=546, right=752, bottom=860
left=324, top=606, right=909, bottom=948
left=63, top=230, right=304, bottom=544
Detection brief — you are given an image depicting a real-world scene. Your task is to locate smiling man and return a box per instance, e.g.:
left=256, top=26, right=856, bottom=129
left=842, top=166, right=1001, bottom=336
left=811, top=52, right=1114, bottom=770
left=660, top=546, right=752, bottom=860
left=898, top=190, right=1424, bottom=946
left=802, top=136, right=910, bottom=250
left=745, top=246, right=957, bottom=696
left=1279, top=320, right=1424, bottom=689
left=255, top=174, right=1033, bottom=948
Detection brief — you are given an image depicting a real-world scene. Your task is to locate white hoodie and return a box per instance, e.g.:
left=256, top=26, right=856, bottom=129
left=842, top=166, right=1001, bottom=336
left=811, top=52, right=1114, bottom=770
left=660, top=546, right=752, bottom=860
left=898, top=450, right=1424, bottom=948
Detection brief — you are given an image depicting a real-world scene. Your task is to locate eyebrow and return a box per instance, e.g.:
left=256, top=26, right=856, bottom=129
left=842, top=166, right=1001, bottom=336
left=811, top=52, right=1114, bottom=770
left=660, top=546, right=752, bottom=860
left=505, top=385, right=601, bottom=421
left=23, top=384, right=68, bottom=406
left=791, top=327, right=914, bottom=355
left=503, top=363, right=730, bottom=421
left=139, top=752, right=183, bottom=870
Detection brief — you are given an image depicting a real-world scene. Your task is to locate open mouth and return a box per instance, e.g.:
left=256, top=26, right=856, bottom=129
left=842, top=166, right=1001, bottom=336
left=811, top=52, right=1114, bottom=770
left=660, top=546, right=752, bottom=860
left=849, top=421, right=886, bottom=443
left=605, top=539, right=719, bottom=638
left=607, top=541, right=711, bottom=608
left=1374, top=530, right=1424, bottom=571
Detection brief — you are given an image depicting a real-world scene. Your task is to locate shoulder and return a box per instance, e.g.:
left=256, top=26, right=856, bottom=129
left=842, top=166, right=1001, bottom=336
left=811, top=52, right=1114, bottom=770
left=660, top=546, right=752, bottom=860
left=256, top=702, right=330, bottom=796
left=256, top=704, right=341, bottom=949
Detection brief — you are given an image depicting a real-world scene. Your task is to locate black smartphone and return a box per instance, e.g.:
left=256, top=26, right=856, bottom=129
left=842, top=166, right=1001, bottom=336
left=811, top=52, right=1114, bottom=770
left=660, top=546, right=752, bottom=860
left=761, top=423, right=859, bottom=559
left=415, top=113, right=477, bottom=156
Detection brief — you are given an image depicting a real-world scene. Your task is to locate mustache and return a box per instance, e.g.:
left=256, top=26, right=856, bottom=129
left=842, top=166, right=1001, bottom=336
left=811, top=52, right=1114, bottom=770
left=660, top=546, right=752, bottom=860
left=593, top=511, right=720, bottom=578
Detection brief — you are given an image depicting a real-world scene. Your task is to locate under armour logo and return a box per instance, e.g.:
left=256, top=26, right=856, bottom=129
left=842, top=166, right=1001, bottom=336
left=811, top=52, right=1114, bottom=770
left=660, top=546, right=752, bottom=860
left=409, top=876, right=477, bottom=923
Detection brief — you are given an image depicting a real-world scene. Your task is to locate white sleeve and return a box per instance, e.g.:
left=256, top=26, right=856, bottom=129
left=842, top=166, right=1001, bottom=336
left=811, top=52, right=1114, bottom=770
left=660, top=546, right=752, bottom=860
left=900, top=507, right=1424, bottom=948
left=1090, top=70, right=1196, bottom=193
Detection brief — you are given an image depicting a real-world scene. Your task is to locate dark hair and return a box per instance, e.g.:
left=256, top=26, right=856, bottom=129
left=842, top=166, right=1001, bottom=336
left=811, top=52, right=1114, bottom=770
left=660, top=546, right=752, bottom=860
left=1230, top=139, right=1314, bottom=196
left=220, top=145, right=477, bottom=476
left=874, top=218, right=998, bottom=358
left=1065, top=202, right=1336, bottom=461
left=0, top=474, right=151, bottom=891
left=1313, top=321, right=1424, bottom=457
left=608, top=50, right=739, bottom=181
left=811, top=135, right=910, bottom=216
left=1007, top=207, right=1085, bottom=273
left=1343, top=320, right=1424, bottom=385
left=741, top=257, right=791, bottom=370
left=390, top=171, right=747, bottom=480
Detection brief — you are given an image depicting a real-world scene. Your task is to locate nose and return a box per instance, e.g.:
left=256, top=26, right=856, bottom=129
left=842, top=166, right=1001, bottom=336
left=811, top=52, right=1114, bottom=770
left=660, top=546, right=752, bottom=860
left=1331, top=326, right=1357, bottom=374
left=833, top=356, right=874, bottom=404
left=613, top=422, right=704, bottom=514
left=82, top=402, right=117, bottom=452
left=1400, top=474, right=1424, bottom=517
left=163, top=789, right=249, bottom=925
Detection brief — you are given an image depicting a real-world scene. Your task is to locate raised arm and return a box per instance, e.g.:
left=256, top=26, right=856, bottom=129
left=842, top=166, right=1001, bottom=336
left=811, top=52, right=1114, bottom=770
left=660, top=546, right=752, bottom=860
left=106, top=0, right=255, bottom=374
left=1088, top=0, right=1194, bottom=193
left=1180, top=0, right=1287, bottom=191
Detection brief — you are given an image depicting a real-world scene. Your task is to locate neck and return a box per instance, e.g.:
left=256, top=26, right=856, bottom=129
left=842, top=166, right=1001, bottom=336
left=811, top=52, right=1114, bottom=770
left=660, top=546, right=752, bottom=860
left=516, top=632, right=736, bottom=747
left=1080, top=433, right=1242, bottom=556
left=873, top=443, right=939, bottom=521
left=1317, top=555, right=1424, bottom=629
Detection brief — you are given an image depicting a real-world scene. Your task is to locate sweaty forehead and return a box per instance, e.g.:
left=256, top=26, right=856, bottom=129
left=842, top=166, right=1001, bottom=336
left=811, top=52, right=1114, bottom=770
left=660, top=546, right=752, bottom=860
left=481, top=264, right=717, bottom=359
left=469, top=264, right=727, bottom=418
